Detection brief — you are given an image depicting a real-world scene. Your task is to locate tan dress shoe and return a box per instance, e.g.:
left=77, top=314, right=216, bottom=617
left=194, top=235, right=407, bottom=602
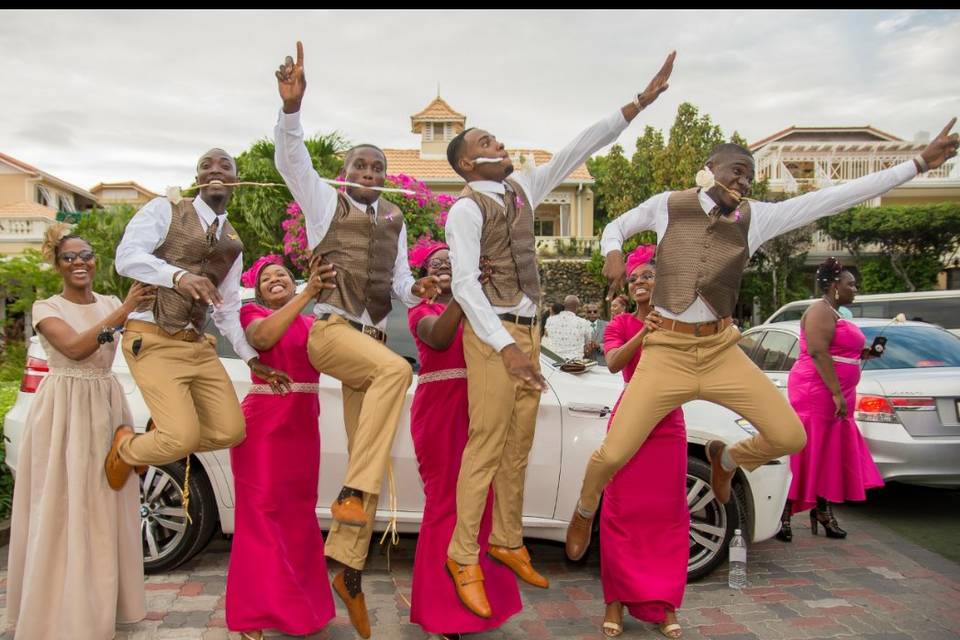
left=445, top=558, right=492, bottom=618
left=332, top=570, right=371, bottom=638
left=331, top=495, right=369, bottom=526
left=104, top=425, right=136, bottom=491
left=706, top=440, right=735, bottom=505
left=487, top=545, right=549, bottom=588
left=565, top=508, right=595, bottom=561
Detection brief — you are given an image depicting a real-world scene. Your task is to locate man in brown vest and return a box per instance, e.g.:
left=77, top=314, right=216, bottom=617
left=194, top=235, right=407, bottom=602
left=274, top=42, right=440, bottom=638
left=442, top=53, right=676, bottom=618
left=106, top=148, right=291, bottom=489
left=566, top=121, right=960, bottom=561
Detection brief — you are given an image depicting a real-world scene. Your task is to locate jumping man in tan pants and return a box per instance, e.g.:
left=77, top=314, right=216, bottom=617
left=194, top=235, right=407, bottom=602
left=443, top=52, right=677, bottom=619
left=274, top=42, right=440, bottom=639
left=105, top=149, right=291, bottom=490
left=565, top=119, right=960, bottom=561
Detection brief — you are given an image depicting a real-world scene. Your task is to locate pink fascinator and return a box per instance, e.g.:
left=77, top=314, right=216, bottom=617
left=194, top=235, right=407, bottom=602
left=241, top=254, right=285, bottom=288
left=409, top=236, right=449, bottom=270
left=625, top=244, right=657, bottom=275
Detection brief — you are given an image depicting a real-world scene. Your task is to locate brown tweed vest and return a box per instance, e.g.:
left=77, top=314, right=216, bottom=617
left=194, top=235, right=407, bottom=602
left=149, top=199, right=243, bottom=334
left=458, top=178, right=541, bottom=307
left=652, top=188, right=752, bottom=318
left=309, top=193, right=403, bottom=324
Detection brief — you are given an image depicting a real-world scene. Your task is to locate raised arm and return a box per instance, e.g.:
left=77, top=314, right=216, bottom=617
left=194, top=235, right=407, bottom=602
left=517, top=51, right=675, bottom=207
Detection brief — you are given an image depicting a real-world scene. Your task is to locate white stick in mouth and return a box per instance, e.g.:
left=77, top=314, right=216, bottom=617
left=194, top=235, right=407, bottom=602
left=167, top=179, right=415, bottom=203
left=473, top=156, right=508, bottom=164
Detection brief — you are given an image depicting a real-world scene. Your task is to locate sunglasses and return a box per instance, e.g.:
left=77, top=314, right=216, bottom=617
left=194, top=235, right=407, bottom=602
left=427, top=257, right=451, bottom=268
left=59, top=250, right=96, bottom=263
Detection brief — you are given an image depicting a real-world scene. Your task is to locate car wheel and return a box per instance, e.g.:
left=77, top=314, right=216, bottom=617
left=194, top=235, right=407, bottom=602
left=687, top=457, right=741, bottom=581
left=139, top=459, right=218, bottom=573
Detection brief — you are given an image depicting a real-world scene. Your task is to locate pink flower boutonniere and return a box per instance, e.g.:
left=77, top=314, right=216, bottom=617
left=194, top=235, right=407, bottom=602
left=732, top=209, right=742, bottom=222
left=515, top=194, right=525, bottom=211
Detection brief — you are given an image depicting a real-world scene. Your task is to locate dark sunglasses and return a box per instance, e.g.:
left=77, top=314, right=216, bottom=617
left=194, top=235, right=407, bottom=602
left=59, top=250, right=96, bottom=263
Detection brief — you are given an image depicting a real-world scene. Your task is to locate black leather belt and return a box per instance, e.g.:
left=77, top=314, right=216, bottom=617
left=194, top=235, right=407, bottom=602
left=317, top=313, right=387, bottom=343
left=497, top=313, right=537, bottom=326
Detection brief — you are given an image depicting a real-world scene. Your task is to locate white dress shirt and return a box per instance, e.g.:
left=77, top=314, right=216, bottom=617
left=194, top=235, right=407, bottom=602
left=274, top=110, right=420, bottom=331
left=447, top=109, right=630, bottom=351
left=601, top=160, right=919, bottom=323
left=114, top=195, right=258, bottom=363
left=544, top=311, right=593, bottom=360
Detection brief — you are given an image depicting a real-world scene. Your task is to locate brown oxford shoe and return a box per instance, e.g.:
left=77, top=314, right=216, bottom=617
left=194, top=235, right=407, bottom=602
left=104, top=425, right=136, bottom=491
left=445, top=558, right=492, bottom=618
left=706, top=440, right=736, bottom=505
left=332, top=570, right=371, bottom=638
left=565, top=507, right=595, bottom=561
left=331, top=495, right=369, bottom=526
left=487, top=545, right=549, bottom=588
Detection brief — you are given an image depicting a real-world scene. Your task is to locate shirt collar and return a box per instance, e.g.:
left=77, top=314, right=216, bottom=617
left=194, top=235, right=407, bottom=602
left=697, top=188, right=717, bottom=216
left=194, top=195, right=227, bottom=225
left=346, top=194, right=379, bottom=215
left=468, top=180, right=506, bottom=196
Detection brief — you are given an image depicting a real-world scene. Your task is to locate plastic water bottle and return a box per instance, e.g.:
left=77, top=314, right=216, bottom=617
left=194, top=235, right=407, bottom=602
left=728, top=528, right=747, bottom=589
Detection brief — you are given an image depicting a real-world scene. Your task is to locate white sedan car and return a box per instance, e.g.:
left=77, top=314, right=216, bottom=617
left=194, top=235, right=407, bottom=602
left=4, top=300, right=790, bottom=580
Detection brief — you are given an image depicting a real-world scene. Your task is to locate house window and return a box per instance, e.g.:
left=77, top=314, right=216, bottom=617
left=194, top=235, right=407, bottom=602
left=35, top=185, right=53, bottom=207
left=534, top=218, right=555, bottom=236
left=433, top=122, right=445, bottom=141
left=57, top=194, right=76, bottom=212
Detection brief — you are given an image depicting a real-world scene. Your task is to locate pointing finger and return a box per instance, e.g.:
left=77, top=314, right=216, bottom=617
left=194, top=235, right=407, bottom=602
left=296, top=40, right=304, bottom=66
left=939, top=117, right=957, bottom=139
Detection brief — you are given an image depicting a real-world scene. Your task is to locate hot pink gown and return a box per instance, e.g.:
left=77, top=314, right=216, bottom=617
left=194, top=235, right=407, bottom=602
left=225, top=304, right=335, bottom=635
left=407, top=301, right=522, bottom=634
left=600, top=313, right=689, bottom=623
left=787, top=316, right=884, bottom=514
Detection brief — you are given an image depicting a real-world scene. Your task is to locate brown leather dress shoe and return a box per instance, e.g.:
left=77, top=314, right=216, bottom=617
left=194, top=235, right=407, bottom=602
left=331, top=495, right=368, bottom=526
left=445, top=558, right=492, bottom=618
left=565, top=507, right=595, bottom=561
left=487, top=545, right=549, bottom=588
left=332, top=570, right=371, bottom=638
left=105, top=425, right=136, bottom=491
left=706, top=440, right=736, bottom=505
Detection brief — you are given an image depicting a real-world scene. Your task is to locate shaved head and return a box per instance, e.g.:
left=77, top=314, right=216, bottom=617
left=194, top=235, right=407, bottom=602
left=197, top=148, right=236, bottom=173
left=706, top=143, right=753, bottom=166
left=564, top=295, right=580, bottom=312
left=345, top=144, right=387, bottom=168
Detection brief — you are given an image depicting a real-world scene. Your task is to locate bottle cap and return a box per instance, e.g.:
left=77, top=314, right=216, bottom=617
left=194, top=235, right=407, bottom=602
left=734, top=529, right=742, bottom=535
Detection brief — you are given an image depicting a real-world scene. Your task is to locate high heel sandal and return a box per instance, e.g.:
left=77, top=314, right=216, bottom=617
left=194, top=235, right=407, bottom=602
left=602, top=602, right=624, bottom=637
left=240, top=632, right=263, bottom=640
left=810, top=504, right=847, bottom=539
left=658, top=610, right=683, bottom=639
left=776, top=501, right=793, bottom=542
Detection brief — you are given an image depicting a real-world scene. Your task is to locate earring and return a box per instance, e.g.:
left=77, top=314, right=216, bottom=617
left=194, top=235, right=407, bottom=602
left=834, top=288, right=840, bottom=302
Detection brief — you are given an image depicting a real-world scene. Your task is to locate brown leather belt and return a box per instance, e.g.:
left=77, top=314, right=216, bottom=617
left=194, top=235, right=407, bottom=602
left=124, top=319, right=203, bottom=342
left=497, top=313, right=537, bottom=326
left=317, top=313, right=387, bottom=343
left=659, top=316, right=733, bottom=337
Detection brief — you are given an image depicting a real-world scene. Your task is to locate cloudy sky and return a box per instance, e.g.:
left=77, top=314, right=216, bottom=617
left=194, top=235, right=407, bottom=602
left=2, top=9, right=959, bottom=193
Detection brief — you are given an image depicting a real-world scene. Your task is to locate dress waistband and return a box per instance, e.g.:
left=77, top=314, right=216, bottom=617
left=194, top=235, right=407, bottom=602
left=417, top=368, right=467, bottom=384
left=47, top=367, right=113, bottom=380
left=247, top=382, right=320, bottom=395
left=831, top=355, right=861, bottom=366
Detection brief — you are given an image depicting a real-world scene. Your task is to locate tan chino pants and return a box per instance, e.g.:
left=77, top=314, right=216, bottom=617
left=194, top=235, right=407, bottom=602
left=578, top=325, right=806, bottom=512
left=447, top=319, right=541, bottom=566
left=306, top=314, right=412, bottom=570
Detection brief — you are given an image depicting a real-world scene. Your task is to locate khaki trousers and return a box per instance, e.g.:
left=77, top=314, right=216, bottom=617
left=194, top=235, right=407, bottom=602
left=306, top=314, right=412, bottom=570
left=447, top=320, right=541, bottom=566
left=118, top=324, right=245, bottom=466
left=578, top=325, right=806, bottom=512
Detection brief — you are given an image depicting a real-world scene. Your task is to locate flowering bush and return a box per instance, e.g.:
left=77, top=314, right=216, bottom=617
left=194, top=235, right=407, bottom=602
left=281, top=173, right=455, bottom=274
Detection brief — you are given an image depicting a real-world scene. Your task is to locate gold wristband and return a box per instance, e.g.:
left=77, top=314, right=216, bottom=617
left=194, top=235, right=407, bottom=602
left=173, top=270, right=187, bottom=287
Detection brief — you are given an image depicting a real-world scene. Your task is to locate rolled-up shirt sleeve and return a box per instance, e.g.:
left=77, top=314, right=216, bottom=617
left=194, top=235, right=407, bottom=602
left=447, top=199, right=514, bottom=352
left=211, top=253, right=257, bottom=363
left=114, top=197, right=182, bottom=286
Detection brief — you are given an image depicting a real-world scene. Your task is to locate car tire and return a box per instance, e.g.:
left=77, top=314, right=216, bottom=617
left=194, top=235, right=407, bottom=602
left=140, top=459, right=218, bottom=574
left=687, top=456, right=742, bottom=582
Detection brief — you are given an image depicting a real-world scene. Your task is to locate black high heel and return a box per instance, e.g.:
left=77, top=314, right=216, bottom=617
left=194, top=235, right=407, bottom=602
left=776, top=501, right=793, bottom=542
left=810, top=501, right=847, bottom=539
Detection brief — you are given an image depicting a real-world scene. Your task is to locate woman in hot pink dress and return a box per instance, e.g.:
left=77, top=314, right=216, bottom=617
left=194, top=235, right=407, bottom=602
left=600, top=245, right=687, bottom=639
left=779, top=258, right=884, bottom=542
left=225, top=256, right=337, bottom=640
left=407, top=240, right=521, bottom=640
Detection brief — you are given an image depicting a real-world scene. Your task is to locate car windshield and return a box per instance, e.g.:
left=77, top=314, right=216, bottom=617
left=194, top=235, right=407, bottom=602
left=861, top=325, right=960, bottom=370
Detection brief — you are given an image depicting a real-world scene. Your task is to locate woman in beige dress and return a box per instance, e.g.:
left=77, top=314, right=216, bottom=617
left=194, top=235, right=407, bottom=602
left=6, top=224, right=154, bottom=639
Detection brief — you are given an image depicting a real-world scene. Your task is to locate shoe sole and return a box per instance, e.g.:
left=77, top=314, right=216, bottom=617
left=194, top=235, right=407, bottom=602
left=445, top=562, right=492, bottom=619
left=486, top=552, right=549, bottom=588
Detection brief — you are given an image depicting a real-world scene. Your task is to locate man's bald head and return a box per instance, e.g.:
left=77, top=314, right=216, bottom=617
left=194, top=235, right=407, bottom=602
left=563, top=295, right=580, bottom=312
left=197, top=148, right=236, bottom=174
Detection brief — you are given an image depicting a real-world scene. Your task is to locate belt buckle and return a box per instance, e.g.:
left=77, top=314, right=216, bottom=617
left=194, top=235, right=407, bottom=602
left=362, top=325, right=379, bottom=340
left=693, top=323, right=702, bottom=337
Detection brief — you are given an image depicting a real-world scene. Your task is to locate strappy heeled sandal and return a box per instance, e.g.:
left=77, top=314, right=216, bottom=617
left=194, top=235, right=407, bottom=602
left=240, top=632, right=263, bottom=640
left=602, top=602, right=624, bottom=637
left=659, top=621, right=683, bottom=638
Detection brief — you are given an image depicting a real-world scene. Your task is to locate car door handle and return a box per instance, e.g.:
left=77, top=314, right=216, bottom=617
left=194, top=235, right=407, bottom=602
left=773, top=380, right=787, bottom=389
left=568, top=403, right=611, bottom=418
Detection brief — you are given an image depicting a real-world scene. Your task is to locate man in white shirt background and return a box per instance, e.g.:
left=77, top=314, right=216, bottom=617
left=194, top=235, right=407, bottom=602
left=583, top=301, right=608, bottom=365
left=544, top=295, right=593, bottom=361
left=442, top=52, right=676, bottom=619
left=105, top=148, right=288, bottom=490
left=566, top=120, right=960, bottom=561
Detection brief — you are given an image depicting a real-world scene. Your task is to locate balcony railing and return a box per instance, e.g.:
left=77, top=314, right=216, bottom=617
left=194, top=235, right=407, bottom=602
left=535, top=236, right=599, bottom=258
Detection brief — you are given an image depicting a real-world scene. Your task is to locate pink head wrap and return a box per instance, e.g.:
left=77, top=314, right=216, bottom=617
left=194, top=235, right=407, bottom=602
left=625, top=243, right=657, bottom=276
left=241, top=254, right=285, bottom=288
left=409, top=236, right=449, bottom=270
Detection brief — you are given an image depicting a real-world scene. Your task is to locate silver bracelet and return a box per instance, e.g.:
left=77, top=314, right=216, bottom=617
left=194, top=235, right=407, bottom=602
left=914, top=155, right=929, bottom=173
